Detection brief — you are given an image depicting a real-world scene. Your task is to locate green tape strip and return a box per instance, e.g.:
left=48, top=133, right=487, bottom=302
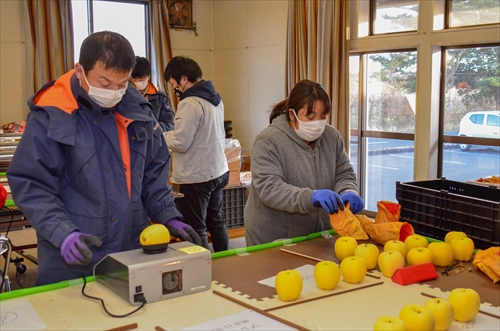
left=235, top=248, right=247, bottom=255
left=211, top=229, right=336, bottom=260
left=1, top=229, right=340, bottom=300
left=0, top=275, right=95, bottom=301
left=4, top=199, right=16, bottom=208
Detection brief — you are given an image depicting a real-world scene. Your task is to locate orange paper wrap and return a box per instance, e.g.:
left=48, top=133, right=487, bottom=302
left=329, top=205, right=368, bottom=240
left=374, top=200, right=401, bottom=224
left=356, top=211, right=414, bottom=245
left=473, top=247, right=500, bottom=283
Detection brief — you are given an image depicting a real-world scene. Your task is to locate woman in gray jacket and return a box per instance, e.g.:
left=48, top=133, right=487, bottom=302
left=244, top=80, right=363, bottom=246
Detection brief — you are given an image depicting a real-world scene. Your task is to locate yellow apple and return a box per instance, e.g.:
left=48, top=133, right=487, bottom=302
left=399, top=304, right=436, bottom=331
left=314, top=260, right=341, bottom=290
left=450, top=237, right=475, bottom=262
left=384, top=240, right=408, bottom=260
left=407, top=247, right=434, bottom=266
left=334, top=236, right=358, bottom=262
left=373, top=315, right=407, bottom=331
left=354, top=243, right=380, bottom=269
left=428, top=242, right=454, bottom=267
left=424, top=298, right=454, bottom=331
left=404, top=234, right=429, bottom=250
left=444, top=231, right=467, bottom=245
left=140, top=224, right=170, bottom=246
left=275, top=270, right=303, bottom=301
left=448, top=288, right=480, bottom=322
left=378, top=250, right=405, bottom=278
left=340, top=255, right=367, bottom=284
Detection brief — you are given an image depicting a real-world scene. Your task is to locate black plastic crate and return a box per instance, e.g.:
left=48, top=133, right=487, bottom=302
left=396, top=178, right=500, bottom=250
left=222, top=186, right=246, bottom=229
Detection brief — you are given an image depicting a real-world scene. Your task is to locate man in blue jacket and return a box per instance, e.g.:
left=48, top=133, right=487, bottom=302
left=131, top=56, right=174, bottom=132
left=7, top=31, right=201, bottom=286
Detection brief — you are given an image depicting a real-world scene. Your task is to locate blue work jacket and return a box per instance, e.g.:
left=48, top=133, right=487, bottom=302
left=7, top=71, right=182, bottom=285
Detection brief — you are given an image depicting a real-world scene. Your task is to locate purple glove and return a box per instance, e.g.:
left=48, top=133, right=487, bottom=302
left=60, top=231, right=102, bottom=265
left=339, top=191, right=364, bottom=214
left=312, top=190, right=344, bottom=214
left=165, top=219, right=202, bottom=246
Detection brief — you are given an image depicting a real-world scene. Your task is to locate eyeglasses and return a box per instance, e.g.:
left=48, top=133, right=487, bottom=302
left=441, top=262, right=465, bottom=276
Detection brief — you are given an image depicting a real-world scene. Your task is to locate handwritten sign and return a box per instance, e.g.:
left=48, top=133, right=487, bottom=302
left=0, top=297, right=46, bottom=331
left=179, top=309, right=296, bottom=330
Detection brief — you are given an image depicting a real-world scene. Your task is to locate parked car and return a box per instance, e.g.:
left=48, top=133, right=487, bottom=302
left=458, top=110, right=500, bottom=151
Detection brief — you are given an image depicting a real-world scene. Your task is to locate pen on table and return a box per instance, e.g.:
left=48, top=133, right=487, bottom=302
left=104, top=322, right=138, bottom=331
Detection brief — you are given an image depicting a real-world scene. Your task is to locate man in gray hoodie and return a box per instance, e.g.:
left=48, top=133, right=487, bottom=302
left=163, top=56, right=229, bottom=252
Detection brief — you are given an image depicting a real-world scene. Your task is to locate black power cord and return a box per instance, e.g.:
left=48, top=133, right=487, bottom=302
left=81, top=276, right=147, bottom=318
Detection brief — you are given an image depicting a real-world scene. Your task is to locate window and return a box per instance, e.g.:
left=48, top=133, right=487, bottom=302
left=442, top=45, right=500, bottom=177
left=350, top=51, right=416, bottom=211
left=487, top=115, right=499, bottom=126
left=449, top=0, right=500, bottom=27
left=350, top=1, right=499, bottom=214
left=71, top=0, right=148, bottom=60
left=374, top=0, right=419, bottom=34
left=470, top=114, right=483, bottom=125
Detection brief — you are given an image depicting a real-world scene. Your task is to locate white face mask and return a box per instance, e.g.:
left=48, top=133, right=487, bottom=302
left=292, top=109, right=327, bottom=142
left=82, top=69, right=127, bottom=108
left=135, top=80, right=148, bottom=91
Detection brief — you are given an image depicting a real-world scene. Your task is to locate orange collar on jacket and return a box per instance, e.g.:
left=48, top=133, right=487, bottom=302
left=34, top=70, right=78, bottom=114
left=145, top=80, right=157, bottom=96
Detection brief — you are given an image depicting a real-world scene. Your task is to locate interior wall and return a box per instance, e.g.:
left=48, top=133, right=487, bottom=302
left=212, top=0, right=288, bottom=153
left=0, top=0, right=288, bottom=154
left=0, top=0, right=31, bottom=125
left=169, top=0, right=215, bottom=82
left=170, top=0, right=288, bottom=153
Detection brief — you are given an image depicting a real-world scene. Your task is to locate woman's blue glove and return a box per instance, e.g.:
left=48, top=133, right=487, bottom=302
left=165, top=219, right=203, bottom=246
left=339, top=191, right=364, bottom=214
left=312, top=190, right=344, bottom=214
left=60, top=231, right=102, bottom=265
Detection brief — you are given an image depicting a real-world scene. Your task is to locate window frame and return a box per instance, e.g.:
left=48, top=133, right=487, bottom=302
left=350, top=0, right=500, bottom=215
left=73, top=0, right=150, bottom=59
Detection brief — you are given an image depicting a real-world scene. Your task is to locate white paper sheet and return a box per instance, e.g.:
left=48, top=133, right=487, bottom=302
left=180, top=309, right=296, bottom=330
left=0, top=297, right=47, bottom=331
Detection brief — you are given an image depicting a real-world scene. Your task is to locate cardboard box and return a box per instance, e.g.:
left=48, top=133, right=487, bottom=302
left=228, top=160, right=240, bottom=172
left=241, top=153, right=250, bottom=171
left=226, top=170, right=241, bottom=187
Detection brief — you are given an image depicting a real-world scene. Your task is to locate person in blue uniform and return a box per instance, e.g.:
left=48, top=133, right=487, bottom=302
left=7, top=31, right=201, bottom=286
left=131, top=56, right=174, bottom=132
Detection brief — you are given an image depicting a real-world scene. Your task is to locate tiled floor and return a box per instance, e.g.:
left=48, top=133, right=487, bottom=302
left=1, top=226, right=247, bottom=291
